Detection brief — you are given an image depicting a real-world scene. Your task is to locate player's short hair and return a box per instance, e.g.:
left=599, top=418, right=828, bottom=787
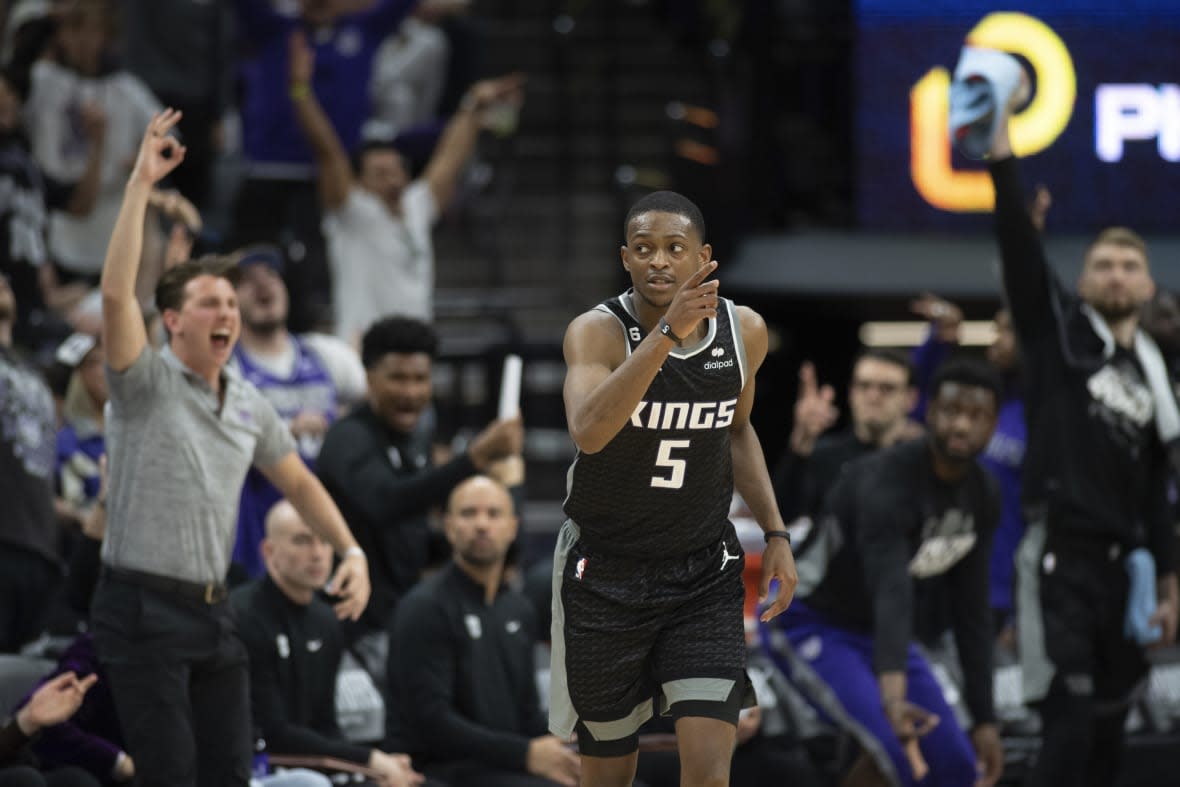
left=352, top=138, right=406, bottom=176
left=852, top=348, right=915, bottom=386
left=155, top=255, right=240, bottom=314
left=624, top=191, right=706, bottom=243
left=928, top=356, right=1002, bottom=407
left=1086, top=226, right=1149, bottom=265
left=361, top=315, right=439, bottom=369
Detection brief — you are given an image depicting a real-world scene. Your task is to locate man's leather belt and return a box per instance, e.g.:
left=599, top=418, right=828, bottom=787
left=103, top=566, right=229, bottom=605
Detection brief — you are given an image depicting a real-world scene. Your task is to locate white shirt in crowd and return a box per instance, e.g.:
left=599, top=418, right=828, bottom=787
left=322, top=180, right=437, bottom=345
left=24, top=60, right=160, bottom=275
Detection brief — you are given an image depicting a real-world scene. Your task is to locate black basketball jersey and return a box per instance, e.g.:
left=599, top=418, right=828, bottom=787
left=563, top=290, right=748, bottom=557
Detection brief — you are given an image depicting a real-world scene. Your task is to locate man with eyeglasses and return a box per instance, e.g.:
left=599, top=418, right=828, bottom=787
left=773, top=349, right=919, bottom=527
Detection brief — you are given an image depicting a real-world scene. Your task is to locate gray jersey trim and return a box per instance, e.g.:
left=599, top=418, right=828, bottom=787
left=725, top=298, right=748, bottom=390
left=548, top=519, right=581, bottom=739
left=660, top=677, right=737, bottom=712
left=618, top=291, right=718, bottom=360
left=548, top=518, right=661, bottom=742
left=581, top=700, right=656, bottom=742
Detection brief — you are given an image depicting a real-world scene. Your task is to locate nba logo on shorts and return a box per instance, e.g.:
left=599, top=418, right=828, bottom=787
left=575, top=557, right=587, bottom=580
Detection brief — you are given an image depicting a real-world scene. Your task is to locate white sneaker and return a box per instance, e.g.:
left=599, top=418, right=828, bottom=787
left=948, top=46, right=1026, bottom=160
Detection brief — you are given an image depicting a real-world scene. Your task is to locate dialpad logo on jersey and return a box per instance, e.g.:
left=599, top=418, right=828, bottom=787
left=703, top=358, right=735, bottom=370
left=908, top=508, right=977, bottom=578
left=711, top=346, right=725, bottom=357
left=629, top=398, right=738, bottom=430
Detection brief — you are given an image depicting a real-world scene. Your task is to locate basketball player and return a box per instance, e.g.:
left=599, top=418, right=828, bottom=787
left=549, top=191, right=798, bottom=787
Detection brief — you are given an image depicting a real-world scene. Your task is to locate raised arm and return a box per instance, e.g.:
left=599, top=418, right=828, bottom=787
left=288, top=31, right=353, bottom=213
left=729, top=306, right=797, bottom=621
left=986, top=83, right=1057, bottom=345
left=101, top=110, right=186, bottom=372
left=422, top=73, right=525, bottom=209
left=564, top=261, right=718, bottom=454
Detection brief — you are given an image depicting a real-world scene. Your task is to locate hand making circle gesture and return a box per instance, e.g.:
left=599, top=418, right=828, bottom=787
left=130, top=109, right=186, bottom=188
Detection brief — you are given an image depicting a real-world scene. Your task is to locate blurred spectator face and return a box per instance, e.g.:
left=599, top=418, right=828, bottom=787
left=926, top=382, right=997, bottom=463
left=77, top=340, right=106, bottom=406
left=848, top=357, right=912, bottom=441
left=264, top=503, right=334, bottom=594
left=445, top=477, right=518, bottom=570
left=0, top=75, right=20, bottom=134
left=1142, top=291, right=1180, bottom=358
left=986, top=309, right=1018, bottom=372
left=56, top=2, right=110, bottom=75
left=237, top=263, right=289, bottom=334
left=366, top=351, right=432, bottom=434
left=0, top=274, right=14, bottom=323
left=1079, top=242, right=1154, bottom=322
left=359, top=148, right=410, bottom=207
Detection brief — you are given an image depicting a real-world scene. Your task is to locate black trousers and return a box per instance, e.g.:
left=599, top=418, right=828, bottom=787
left=90, top=576, right=252, bottom=787
left=1024, top=533, right=1148, bottom=787
left=0, top=548, right=59, bottom=652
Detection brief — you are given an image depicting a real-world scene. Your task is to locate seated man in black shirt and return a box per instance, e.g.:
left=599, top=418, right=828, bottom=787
left=388, top=476, right=580, bottom=787
left=230, top=501, right=423, bottom=787
left=760, top=359, right=1004, bottom=787
left=316, top=317, right=524, bottom=681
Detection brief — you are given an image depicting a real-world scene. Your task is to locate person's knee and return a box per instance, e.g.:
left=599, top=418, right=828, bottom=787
left=580, top=755, right=638, bottom=787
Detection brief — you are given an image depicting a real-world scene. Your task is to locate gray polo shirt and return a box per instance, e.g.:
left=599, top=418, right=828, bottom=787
left=102, top=344, right=296, bottom=584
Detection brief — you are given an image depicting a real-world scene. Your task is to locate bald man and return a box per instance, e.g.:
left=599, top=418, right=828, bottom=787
left=230, top=502, right=422, bottom=787
left=388, top=477, right=580, bottom=787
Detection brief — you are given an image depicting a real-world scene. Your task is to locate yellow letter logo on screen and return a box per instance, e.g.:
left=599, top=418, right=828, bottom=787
left=911, top=12, right=1076, bottom=213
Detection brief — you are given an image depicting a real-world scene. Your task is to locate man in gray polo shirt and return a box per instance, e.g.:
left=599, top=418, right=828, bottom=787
left=90, top=109, right=372, bottom=787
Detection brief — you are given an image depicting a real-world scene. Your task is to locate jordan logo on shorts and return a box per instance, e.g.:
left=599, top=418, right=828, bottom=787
left=720, top=544, right=739, bottom=572
left=575, top=557, right=587, bottom=580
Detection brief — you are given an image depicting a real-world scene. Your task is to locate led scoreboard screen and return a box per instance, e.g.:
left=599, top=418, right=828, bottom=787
left=856, top=1, right=1180, bottom=232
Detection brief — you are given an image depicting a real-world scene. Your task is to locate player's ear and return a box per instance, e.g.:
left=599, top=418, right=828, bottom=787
left=699, top=243, right=712, bottom=265
left=620, top=245, right=630, bottom=272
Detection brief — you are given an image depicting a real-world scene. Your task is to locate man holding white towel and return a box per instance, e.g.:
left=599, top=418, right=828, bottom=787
left=951, top=46, right=1180, bottom=787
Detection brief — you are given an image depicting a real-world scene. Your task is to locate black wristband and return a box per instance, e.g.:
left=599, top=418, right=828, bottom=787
left=764, top=530, right=791, bottom=546
left=657, top=316, right=683, bottom=344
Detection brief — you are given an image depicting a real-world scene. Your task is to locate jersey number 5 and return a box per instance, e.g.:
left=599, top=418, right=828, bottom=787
left=651, top=439, right=690, bottom=489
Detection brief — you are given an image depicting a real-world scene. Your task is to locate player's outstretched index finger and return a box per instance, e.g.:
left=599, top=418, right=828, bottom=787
left=683, top=259, right=719, bottom=289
